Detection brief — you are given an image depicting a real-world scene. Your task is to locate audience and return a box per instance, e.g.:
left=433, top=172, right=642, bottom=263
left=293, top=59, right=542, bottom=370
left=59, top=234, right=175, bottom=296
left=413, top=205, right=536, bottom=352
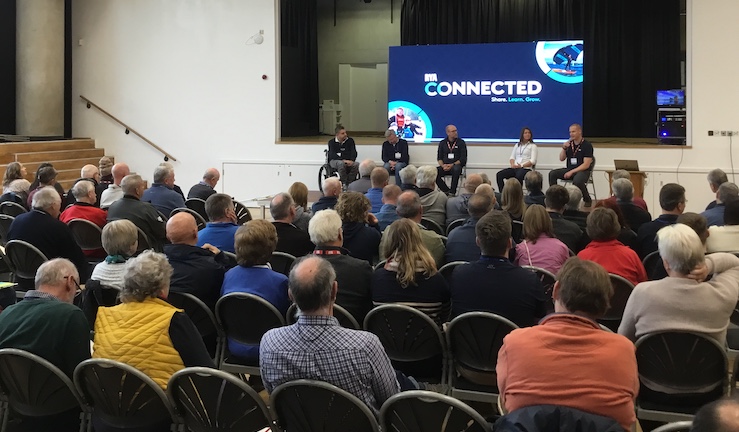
left=445, top=193, right=494, bottom=263
left=578, top=207, right=647, bottom=286
left=611, top=178, right=651, bottom=233
left=705, top=168, right=728, bottom=210
left=620, top=223, right=739, bottom=345
left=706, top=197, right=739, bottom=253
left=372, top=219, right=450, bottom=325
left=312, top=177, right=341, bottom=213
left=677, top=212, right=710, bottom=248
left=605, top=169, right=648, bottom=211
left=99, top=162, right=130, bottom=209
left=2, top=161, right=27, bottom=192
left=545, top=185, right=586, bottom=253
left=187, top=168, right=220, bottom=200
left=380, top=191, right=445, bottom=267
left=159, top=162, right=186, bottom=199
left=691, top=396, right=739, bottom=432
left=523, top=171, right=545, bottom=206
left=309, top=209, right=373, bottom=324
left=107, top=174, right=167, bottom=252
left=98, top=156, right=114, bottom=184
left=142, top=164, right=185, bottom=217
left=270, top=192, right=315, bottom=257
left=398, top=164, right=418, bottom=192
left=375, top=184, right=402, bottom=231
left=335, top=191, right=381, bottom=263
left=497, top=258, right=638, bottom=431
left=562, top=185, right=588, bottom=230
left=91, top=220, right=138, bottom=290
left=27, top=165, right=59, bottom=209
left=348, top=159, right=376, bottom=193
left=451, top=210, right=547, bottom=326
left=64, top=164, right=102, bottom=208
left=59, top=180, right=108, bottom=229
left=416, top=165, right=448, bottom=228
left=366, top=167, right=388, bottom=213
left=702, top=182, right=739, bottom=227
left=445, top=173, right=483, bottom=226
left=197, top=193, right=239, bottom=253
left=501, top=178, right=526, bottom=222
left=636, top=183, right=686, bottom=259
left=29, top=162, right=66, bottom=199
left=514, top=204, right=570, bottom=275
left=220, top=220, right=290, bottom=361
left=1, top=161, right=30, bottom=206
left=475, top=183, right=497, bottom=204
left=592, top=199, right=635, bottom=250
left=260, top=255, right=400, bottom=417
left=288, top=181, right=312, bottom=232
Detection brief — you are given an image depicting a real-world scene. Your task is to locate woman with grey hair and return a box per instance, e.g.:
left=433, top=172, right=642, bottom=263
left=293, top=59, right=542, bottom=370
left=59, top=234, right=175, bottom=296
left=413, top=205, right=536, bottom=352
left=90, top=220, right=139, bottom=290
left=93, top=250, right=214, bottom=396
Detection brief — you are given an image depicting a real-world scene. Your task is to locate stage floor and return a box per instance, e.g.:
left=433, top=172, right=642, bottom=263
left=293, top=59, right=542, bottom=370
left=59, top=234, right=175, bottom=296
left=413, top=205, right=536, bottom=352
left=278, top=135, right=664, bottom=147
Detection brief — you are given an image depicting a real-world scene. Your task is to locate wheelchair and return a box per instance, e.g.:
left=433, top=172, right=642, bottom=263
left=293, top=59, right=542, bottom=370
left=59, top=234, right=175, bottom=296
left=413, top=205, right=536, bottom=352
left=317, top=148, right=359, bottom=191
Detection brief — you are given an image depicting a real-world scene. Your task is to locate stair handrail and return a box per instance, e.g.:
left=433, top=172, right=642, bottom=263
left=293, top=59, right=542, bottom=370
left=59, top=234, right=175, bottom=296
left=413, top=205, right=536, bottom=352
left=80, top=95, right=177, bottom=162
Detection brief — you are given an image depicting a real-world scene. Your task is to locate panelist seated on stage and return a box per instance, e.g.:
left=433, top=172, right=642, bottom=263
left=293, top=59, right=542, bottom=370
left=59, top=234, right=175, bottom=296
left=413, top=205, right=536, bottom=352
left=381, top=129, right=409, bottom=185
left=548, top=123, right=594, bottom=207
left=497, top=127, right=538, bottom=192
left=436, top=124, right=467, bottom=194
left=328, top=124, right=359, bottom=188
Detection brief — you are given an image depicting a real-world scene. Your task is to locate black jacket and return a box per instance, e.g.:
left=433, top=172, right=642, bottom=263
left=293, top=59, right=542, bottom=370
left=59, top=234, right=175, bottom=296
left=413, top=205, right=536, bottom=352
left=273, top=222, right=315, bottom=258
left=107, top=195, right=167, bottom=252
left=327, top=137, right=357, bottom=162
left=164, top=243, right=233, bottom=310
left=341, top=221, right=381, bottom=264
left=187, top=182, right=216, bottom=201
left=314, top=246, right=374, bottom=324
left=311, top=196, right=338, bottom=213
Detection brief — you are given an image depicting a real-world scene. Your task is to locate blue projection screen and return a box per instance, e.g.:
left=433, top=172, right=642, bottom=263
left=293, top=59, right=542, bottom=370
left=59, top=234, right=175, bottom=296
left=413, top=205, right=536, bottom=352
left=388, top=41, right=583, bottom=143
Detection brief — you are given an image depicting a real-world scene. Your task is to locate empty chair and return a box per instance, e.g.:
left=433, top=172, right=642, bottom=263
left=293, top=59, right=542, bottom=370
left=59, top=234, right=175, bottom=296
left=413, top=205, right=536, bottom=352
left=598, top=274, right=634, bottom=332
left=0, top=201, right=26, bottom=217
left=4, top=239, right=48, bottom=287
left=170, top=207, right=207, bottom=230
left=167, top=367, right=273, bottom=432
left=420, top=217, right=444, bottom=236
left=380, top=390, right=492, bottom=432
left=446, top=218, right=466, bottom=236
left=167, top=291, right=222, bottom=363
left=185, top=198, right=208, bottom=222
left=0, top=214, right=13, bottom=246
left=67, top=218, right=104, bottom=256
left=286, top=302, right=360, bottom=329
left=270, top=379, right=379, bottom=432
left=269, top=251, right=296, bottom=277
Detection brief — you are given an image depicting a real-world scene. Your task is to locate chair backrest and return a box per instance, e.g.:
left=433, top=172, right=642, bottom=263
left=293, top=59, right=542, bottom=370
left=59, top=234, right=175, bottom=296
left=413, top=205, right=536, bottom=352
left=287, top=303, right=360, bottom=330
left=511, top=220, right=524, bottom=242
left=0, top=201, right=26, bottom=217
left=374, top=259, right=387, bottom=270
left=68, top=218, right=104, bottom=251
left=167, top=291, right=220, bottom=341
left=215, top=293, right=285, bottom=346
left=0, top=348, right=84, bottom=418
left=599, top=274, right=634, bottom=330
left=233, top=200, right=252, bottom=225
left=167, top=367, right=272, bottom=432
left=438, top=261, right=468, bottom=285
left=651, top=421, right=693, bottom=432
left=521, top=265, right=556, bottom=313
left=81, top=279, right=121, bottom=330
left=270, top=379, right=379, bottom=432
left=635, top=332, right=727, bottom=405
left=73, top=358, right=177, bottom=429
left=420, top=217, right=445, bottom=236
left=642, top=250, right=667, bottom=280
left=269, top=251, right=296, bottom=276
left=170, top=207, right=207, bottom=230
left=135, top=227, right=152, bottom=253
left=446, top=218, right=467, bottom=235
left=380, top=390, right=492, bottom=432
left=4, top=239, right=48, bottom=280
left=446, top=312, right=519, bottom=389
left=0, top=214, right=13, bottom=246
left=184, top=198, right=208, bottom=222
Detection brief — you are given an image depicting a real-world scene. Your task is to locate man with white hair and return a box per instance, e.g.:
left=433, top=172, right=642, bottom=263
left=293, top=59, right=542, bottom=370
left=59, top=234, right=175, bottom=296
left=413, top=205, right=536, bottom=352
left=416, top=165, right=448, bottom=229
left=611, top=178, right=652, bottom=232
left=701, top=182, right=739, bottom=227
left=187, top=168, right=221, bottom=201
left=142, top=164, right=186, bottom=216
left=348, top=159, right=376, bottom=193
left=399, top=164, right=418, bottom=192
left=8, top=187, right=88, bottom=287
left=706, top=168, right=729, bottom=210
left=60, top=180, right=108, bottom=258
left=107, top=174, right=167, bottom=252
left=64, top=164, right=102, bottom=208
left=312, top=177, right=342, bottom=213
left=271, top=192, right=314, bottom=257
left=309, top=209, right=373, bottom=323
left=100, top=162, right=130, bottom=209
left=604, top=169, right=648, bottom=211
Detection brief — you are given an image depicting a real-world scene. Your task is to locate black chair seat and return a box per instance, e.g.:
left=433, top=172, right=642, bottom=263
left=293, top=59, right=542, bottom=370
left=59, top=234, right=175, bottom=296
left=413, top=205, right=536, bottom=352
left=221, top=354, right=260, bottom=368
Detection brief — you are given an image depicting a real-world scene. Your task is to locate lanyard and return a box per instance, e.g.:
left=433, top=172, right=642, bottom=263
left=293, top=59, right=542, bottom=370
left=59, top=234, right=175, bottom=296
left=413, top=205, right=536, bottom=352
left=447, top=140, right=457, bottom=152
left=314, top=249, right=342, bottom=256
left=518, top=142, right=529, bottom=158
left=570, top=140, right=582, bottom=155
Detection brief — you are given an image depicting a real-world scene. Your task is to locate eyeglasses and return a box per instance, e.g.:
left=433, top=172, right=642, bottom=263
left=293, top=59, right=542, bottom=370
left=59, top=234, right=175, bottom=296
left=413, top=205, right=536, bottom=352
left=65, top=275, right=82, bottom=294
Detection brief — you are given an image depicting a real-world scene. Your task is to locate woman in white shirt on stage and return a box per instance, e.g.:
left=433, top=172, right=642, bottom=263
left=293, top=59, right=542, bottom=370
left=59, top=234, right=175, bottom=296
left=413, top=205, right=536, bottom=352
left=496, top=127, right=538, bottom=192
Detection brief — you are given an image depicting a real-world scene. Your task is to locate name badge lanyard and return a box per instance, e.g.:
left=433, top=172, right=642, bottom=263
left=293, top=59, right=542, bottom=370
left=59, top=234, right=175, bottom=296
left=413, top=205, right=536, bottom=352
left=518, top=142, right=529, bottom=159
left=447, top=140, right=457, bottom=159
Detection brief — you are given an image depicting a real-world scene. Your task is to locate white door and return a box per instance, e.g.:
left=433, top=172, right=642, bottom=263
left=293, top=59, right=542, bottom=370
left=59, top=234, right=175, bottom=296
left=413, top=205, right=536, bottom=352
left=339, top=63, right=388, bottom=132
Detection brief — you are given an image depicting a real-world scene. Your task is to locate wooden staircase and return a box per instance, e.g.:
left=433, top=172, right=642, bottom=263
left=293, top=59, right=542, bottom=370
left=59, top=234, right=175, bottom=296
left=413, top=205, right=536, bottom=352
left=0, top=139, right=110, bottom=190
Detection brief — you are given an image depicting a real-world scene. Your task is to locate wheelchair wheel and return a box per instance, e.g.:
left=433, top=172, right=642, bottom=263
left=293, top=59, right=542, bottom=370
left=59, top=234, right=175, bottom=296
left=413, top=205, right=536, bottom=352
left=318, top=164, right=333, bottom=191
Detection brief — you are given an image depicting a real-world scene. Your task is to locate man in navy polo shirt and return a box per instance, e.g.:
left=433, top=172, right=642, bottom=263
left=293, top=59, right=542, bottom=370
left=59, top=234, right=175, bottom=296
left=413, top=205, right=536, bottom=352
left=548, top=123, right=594, bottom=207
left=436, top=124, right=467, bottom=195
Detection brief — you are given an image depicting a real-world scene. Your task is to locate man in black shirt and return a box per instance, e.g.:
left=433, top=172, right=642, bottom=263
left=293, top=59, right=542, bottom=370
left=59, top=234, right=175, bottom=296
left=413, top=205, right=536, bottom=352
left=327, top=125, right=359, bottom=187
left=548, top=124, right=594, bottom=206
left=436, top=124, right=467, bottom=194
left=381, top=129, right=409, bottom=186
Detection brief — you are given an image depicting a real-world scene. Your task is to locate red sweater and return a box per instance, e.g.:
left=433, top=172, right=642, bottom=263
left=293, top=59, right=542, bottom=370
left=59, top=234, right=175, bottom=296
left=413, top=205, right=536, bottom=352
left=59, top=203, right=107, bottom=258
left=578, top=239, right=647, bottom=286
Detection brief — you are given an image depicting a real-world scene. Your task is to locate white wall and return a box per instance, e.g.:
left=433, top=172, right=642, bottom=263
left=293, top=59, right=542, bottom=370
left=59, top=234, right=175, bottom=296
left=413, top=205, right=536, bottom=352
left=73, top=0, right=739, bottom=212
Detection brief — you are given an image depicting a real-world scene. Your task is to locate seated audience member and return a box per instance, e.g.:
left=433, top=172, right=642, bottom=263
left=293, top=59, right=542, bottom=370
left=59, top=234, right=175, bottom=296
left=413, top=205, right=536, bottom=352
left=0, top=259, right=90, bottom=431
left=380, top=191, right=445, bottom=267
left=270, top=192, right=315, bottom=257
left=445, top=173, right=483, bottom=226
left=611, top=178, right=652, bottom=233
left=107, top=174, right=167, bottom=252
left=91, top=220, right=138, bottom=290
left=2, top=161, right=27, bottom=192
left=691, top=397, right=739, bottom=432
left=160, top=162, right=186, bottom=199
left=677, top=212, right=710, bottom=248
left=165, top=212, right=230, bottom=310
left=221, top=220, right=290, bottom=360
left=366, top=167, right=388, bottom=213
left=372, top=219, right=450, bottom=325
left=603, top=169, right=649, bottom=211
left=451, top=211, right=547, bottom=326
left=59, top=180, right=108, bottom=258
left=619, top=224, right=739, bottom=345
left=702, top=182, right=739, bottom=227
left=260, top=256, right=400, bottom=416
left=706, top=197, right=739, bottom=253
left=93, top=252, right=213, bottom=400
left=546, top=185, right=587, bottom=253
left=562, top=185, right=588, bottom=230
left=475, top=183, right=500, bottom=209
left=445, top=193, right=494, bottom=263
left=99, top=162, right=130, bottom=209
left=502, top=177, right=527, bottom=225
left=398, top=164, right=418, bottom=192
left=312, top=177, right=341, bottom=213
left=98, top=156, right=113, bottom=185
left=64, top=164, right=102, bottom=208
left=593, top=199, right=636, bottom=250
left=514, top=204, right=570, bottom=275
left=187, top=168, right=220, bottom=200
left=27, top=165, right=59, bottom=209
left=705, top=168, right=729, bottom=210
left=197, top=193, right=239, bottom=253
left=416, top=165, right=448, bottom=229
left=2, top=161, right=30, bottom=206
left=309, top=209, right=373, bottom=323
left=29, top=162, right=66, bottom=199
left=335, top=191, right=381, bottom=263
left=382, top=128, right=409, bottom=185
left=376, top=184, right=402, bottom=231
left=347, top=159, right=375, bottom=193
left=636, top=183, right=685, bottom=259
left=142, top=164, right=186, bottom=217
left=498, top=258, right=638, bottom=431
left=523, top=171, right=545, bottom=206
left=578, top=207, right=647, bottom=286
left=9, top=187, right=88, bottom=285
left=288, top=181, right=312, bottom=232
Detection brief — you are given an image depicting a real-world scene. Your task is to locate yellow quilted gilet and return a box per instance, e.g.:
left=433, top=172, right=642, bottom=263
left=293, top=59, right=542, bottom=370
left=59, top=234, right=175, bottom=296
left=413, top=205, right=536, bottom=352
left=93, top=297, right=185, bottom=389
